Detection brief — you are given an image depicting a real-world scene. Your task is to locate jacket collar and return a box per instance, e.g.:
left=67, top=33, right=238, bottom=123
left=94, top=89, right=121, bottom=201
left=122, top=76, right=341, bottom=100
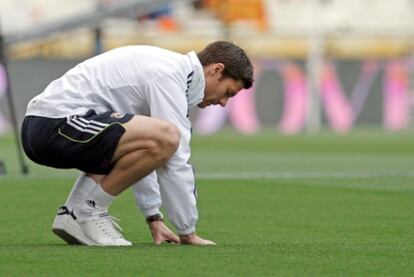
left=186, top=51, right=205, bottom=109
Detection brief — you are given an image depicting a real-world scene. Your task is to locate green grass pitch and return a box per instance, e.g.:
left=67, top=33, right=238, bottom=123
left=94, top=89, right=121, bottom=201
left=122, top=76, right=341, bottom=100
left=0, top=130, right=413, bottom=276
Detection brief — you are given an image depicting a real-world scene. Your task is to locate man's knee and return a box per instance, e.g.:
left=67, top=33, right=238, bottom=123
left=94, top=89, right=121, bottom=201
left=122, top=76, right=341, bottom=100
left=114, top=116, right=180, bottom=164
left=154, top=122, right=180, bottom=161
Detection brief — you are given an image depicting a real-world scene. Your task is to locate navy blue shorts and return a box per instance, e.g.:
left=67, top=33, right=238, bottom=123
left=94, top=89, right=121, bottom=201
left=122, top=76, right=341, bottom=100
left=21, top=110, right=133, bottom=175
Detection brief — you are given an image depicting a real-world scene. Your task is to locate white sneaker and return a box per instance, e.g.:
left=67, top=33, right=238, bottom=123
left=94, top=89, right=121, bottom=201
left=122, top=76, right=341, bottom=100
left=52, top=206, right=96, bottom=246
left=76, top=203, right=132, bottom=247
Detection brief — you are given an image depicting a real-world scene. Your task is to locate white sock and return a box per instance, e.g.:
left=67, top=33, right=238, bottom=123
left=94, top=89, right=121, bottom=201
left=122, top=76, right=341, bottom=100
left=84, top=184, right=115, bottom=211
left=64, top=174, right=96, bottom=211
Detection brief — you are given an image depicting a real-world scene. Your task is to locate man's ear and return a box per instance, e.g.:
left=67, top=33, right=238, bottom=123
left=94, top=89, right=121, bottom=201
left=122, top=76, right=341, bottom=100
left=213, top=63, right=225, bottom=75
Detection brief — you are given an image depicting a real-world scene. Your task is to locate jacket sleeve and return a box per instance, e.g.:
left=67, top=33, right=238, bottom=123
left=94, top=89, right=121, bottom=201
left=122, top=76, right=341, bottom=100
left=145, top=78, right=198, bottom=235
left=132, top=171, right=162, bottom=217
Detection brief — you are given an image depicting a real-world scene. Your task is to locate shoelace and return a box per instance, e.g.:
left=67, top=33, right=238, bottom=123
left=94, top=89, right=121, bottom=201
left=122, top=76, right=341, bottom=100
left=93, top=212, right=126, bottom=240
left=109, top=216, right=124, bottom=234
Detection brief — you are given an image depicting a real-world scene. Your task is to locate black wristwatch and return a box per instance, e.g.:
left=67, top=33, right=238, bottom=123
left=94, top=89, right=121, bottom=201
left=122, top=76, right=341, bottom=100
left=146, top=213, right=164, bottom=224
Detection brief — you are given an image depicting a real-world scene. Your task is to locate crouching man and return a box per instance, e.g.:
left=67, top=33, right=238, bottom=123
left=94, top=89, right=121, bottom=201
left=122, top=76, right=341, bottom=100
left=21, top=41, right=254, bottom=246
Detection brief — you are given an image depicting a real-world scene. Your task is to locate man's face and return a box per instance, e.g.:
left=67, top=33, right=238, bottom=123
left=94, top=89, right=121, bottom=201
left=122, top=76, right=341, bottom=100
left=198, top=63, right=245, bottom=108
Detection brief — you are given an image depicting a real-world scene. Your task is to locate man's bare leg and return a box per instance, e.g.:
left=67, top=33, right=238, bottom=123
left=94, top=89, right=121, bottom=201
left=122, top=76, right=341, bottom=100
left=80, top=115, right=213, bottom=246
left=75, top=116, right=180, bottom=246
left=103, top=115, right=180, bottom=195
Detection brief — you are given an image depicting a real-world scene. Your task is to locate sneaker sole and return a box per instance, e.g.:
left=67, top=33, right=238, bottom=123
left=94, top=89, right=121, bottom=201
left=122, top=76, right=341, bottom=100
left=52, top=228, right=83, bottom=245
left=52, top=215, right=96, bottom=246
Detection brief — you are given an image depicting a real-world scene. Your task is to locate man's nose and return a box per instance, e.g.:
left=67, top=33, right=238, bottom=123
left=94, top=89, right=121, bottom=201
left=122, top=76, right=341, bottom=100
left=219, top=97, right=229, bottom=107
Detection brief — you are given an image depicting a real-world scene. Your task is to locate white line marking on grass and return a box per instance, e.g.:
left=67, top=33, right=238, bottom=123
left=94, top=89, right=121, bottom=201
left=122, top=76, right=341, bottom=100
left=197, top=171, right=414, bottom=180
left=3, top=171, right=414, bottom=182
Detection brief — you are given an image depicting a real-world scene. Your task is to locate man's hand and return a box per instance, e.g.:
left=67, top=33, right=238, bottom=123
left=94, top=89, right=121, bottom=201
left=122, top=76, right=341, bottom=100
left=179, top=233, right=216, bottom=246
left=149, top=220, right=180, bottom=245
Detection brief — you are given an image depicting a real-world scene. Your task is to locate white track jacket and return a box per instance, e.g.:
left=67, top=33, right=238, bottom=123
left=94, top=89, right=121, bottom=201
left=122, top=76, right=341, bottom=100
left=26, top=46, right=205, bottom=234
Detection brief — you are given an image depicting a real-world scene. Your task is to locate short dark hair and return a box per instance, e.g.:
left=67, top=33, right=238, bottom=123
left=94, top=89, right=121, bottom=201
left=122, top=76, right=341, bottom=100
left=197, top=41, right=254, bottom=89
